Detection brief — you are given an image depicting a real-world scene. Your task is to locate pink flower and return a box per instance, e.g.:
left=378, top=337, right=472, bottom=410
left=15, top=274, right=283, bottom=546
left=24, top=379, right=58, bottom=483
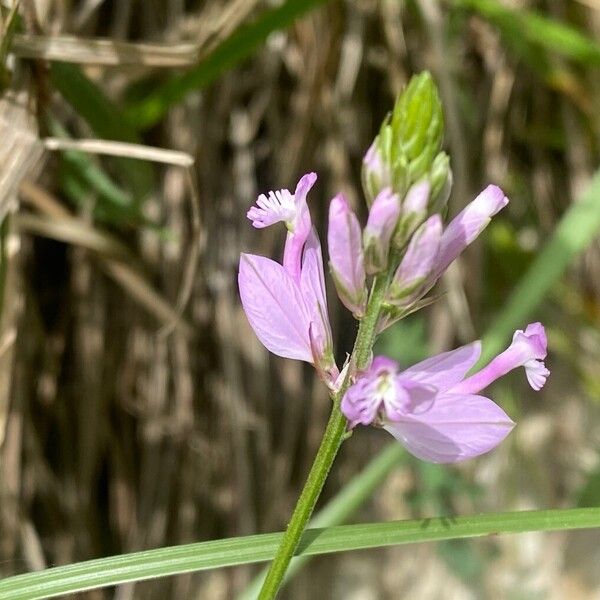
left=247, top=172, right=317, bottom=282
left=432, top=184, right=508, bottom=281
left=341, top=323, right=549, bottom=463
left=363, top=188, right=401, bottom=274
left=327, top=194, right=367, bottom=317
left=388, top=215, right=442, bottom=306
left=239, top=174, right=337, bottom=382
left=386, top=184, right=509, bottom=309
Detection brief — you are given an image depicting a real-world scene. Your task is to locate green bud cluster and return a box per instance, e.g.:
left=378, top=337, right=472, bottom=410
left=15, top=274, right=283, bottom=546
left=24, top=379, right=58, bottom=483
left=362, top=72, right=452, bottom=216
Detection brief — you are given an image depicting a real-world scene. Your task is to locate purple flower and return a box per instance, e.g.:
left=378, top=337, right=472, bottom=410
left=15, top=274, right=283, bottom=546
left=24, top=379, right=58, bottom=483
left=327, top=194, right=367, bottom=317
left=451, top=323, right=549, bottom=393
left=387, top=184, right=509, bottom=311
left=247, top=172, right=317, bottom=282
left=341, top=323, right=549, bottom=463
left=363, top=188, right=401, bottom=274
left=432, top=184, right=508, bottom=281
left=240, top=174, right=337, bottom=382
left=388, top=215, right=442, bottom=306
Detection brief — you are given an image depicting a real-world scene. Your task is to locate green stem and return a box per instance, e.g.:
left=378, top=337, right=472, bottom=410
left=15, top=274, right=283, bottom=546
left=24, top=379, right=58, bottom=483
left=257, top=275, right=388, bottom=599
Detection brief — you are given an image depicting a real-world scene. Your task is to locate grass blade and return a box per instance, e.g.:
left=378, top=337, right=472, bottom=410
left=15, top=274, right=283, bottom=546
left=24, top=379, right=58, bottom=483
left=1, top=507, right=599, bottom=600
left=237, top=443, right=406, bottom=599
left=50, top=63, right=154, bottom=200
left=456, top=0, right=600, bottom=66
left=125, top=0, right=332, bottom=129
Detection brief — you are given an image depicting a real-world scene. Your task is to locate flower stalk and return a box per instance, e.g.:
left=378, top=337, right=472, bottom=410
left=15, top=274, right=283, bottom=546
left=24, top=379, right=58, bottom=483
left=257, top=275, right=388, bottom=599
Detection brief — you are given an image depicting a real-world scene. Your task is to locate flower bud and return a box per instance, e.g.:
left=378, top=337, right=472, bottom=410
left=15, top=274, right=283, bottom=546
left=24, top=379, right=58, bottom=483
left=327, top=194, right=368, bottom=317
left=363, top=188, right=401, bottom=274
left=394, top=180, right=430, bottom=248
left=361, top=142, right=392, bottom=206
left=388, top=215, right=442, bottom=306
left=361, top=72, right=445, bottom=211
left=391, top=72, right=444, bottom=185
left=428, top=152, right=452, bottom=214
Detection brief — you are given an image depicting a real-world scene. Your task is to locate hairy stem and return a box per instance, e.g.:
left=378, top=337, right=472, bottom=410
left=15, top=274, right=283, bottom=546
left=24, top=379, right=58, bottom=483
left=257, top=275, right=388, bottom=599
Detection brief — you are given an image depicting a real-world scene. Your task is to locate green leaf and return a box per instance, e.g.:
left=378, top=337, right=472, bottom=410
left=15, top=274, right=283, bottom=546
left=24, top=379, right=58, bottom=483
left=50, top=63, right=154, bottom=201
left=47, top=118, right=148, bottom=226
left=456, top=0, right=600, bottom=66
left=1, top=507, right=599, bottom=600
left=125, top=0, right=332, bottom=129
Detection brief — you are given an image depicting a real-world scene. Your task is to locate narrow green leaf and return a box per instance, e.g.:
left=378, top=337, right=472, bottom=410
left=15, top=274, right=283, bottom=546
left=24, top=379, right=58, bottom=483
left=456, top=0, right=600, bottom=66
left=125, top=0, right=332, bottom=129
left=481, top=169, right=600, bottom=362
left=50, top=63, right=154, bottom=200
left=1, top=507, right=599, bottom=600
left=47, top=118, right=147, bottom=226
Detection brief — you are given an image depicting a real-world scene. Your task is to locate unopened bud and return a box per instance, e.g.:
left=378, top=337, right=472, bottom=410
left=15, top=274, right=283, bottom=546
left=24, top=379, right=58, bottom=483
left=327, top=194, right=368, bottom=317
left=362, top=142, right=392, bottom=206
left=428, top=152, right=452, bottom=214
left=394, top=180, right=430, bottom=248
left=388, top=215, right=442, bottom=306
left=362, top=72, right=446, bottom=208
left=363, top=188, right=401, bottom=274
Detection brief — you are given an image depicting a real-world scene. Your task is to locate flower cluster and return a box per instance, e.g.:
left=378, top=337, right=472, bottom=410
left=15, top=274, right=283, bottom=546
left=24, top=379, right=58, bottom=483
left=341, top=323, right=548, bottom=463
left=238, top=72, right=549, bottom=464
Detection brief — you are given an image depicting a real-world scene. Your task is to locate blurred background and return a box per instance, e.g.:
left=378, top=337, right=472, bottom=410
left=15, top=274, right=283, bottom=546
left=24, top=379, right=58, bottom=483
left=1, top=0, right=600, bottom=598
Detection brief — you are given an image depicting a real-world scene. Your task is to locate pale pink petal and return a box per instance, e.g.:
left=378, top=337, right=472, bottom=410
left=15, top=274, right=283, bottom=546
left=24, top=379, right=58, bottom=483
left=363, top=188, right=401, bottom=274
left=383, top=393, right=514, bottom=463
left=300, top=230, right=334, bottom=360
left=282, top=173, right=317, bottom=281
left=450, top=323, right=549, bottom=394
left=370, top=355, right=400, bottom=373
left=300, top=230, right=329, bottom=322
left=327, top=194, right=367, bottom=316
left=238, top=253, right=312, bottom=362
left=403, top=180, right=430, bottom=216
left=399, top=342, right=481, bottom=392
left=524, top=360, right=550, bottom=391
left=341, top=376, right=380, bottom=428
left=247, top=189, right=296, bottom=228
left=389, top=215, right=442, bottom=304
left=434, top=185, right=508, bottom=277
left=294, top=172, right=318, bottom=201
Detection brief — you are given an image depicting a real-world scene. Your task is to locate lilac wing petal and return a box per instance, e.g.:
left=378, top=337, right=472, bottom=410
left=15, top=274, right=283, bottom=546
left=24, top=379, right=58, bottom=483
left=383, top=393, right=514, bottom=463
left=300, top=229, right=330, bottom=323
left=238, top=253, right=312, bottom=362
left=400, top=342, right=481, bottom=392
left=300, top=230, right=334, bottom=362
